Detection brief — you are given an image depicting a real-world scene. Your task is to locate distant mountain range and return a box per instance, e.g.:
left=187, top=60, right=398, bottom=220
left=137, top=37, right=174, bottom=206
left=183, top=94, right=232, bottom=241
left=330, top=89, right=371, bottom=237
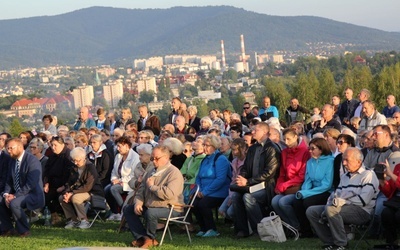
left=0, top=6, right=400, bottom=68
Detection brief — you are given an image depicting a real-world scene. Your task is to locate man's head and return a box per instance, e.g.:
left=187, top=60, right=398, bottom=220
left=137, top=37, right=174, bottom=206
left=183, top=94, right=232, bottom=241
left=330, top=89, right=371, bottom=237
left=151, top=145, right=171, bottom=168
left=362, top=130, right=374, bottom=149
left=290, top=98, right=299, bottom=110
left=79, top=106, right=89, bottom=121
left=321, top=104, right=335, bottom=121
left=393, top=112, right=400, bottom=125
left=175, top=115, right=186, bottom=130
left=331, top=95, right=340, bottom=106
left=386, top=95, right=396, bottom=107
left=243, top=102, right=251, bottom=114
left=162, top=124, right=175, bottom=134
left=263, top=97, right=271, bottom=108
left=0, top=132, right=11, bottom=150
left=342, top=147, right=363, bottom=173
left=6, top=138, right=24, bottom=159
left=171, top=97, right=182, bottom=110
left=372, top=125, right=392, bottom=148
left=344, top=88, right=353, bottom=101
left=220, top=137, right=232, bottom=154
left=138, top=105, right=149, bottom=118
left=358, top=89, right=371, bottom=102
left=252, top=123, right=269, bottom=143
left=362, top=100, right=375, bottom=117
left=268, top=127, right=281, bottom=144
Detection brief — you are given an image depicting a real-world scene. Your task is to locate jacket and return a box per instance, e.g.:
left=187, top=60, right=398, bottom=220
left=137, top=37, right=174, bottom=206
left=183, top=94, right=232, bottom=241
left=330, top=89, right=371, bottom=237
left=43, top=146, right=73, bottom=189
left=65, top=162, right=104, bottom=197
left=87, top=144, right=113, bottom=187
left=285, top=105, right=310, bottom=125
left=275, top=140, right=310, bottom=194
left=240, top=139, right=281, bottom=186
left=180, top=153, right=206, bottom=184
left=339, top=99, right=359, bottom=122
left=73, top=118, right=96, bottom=131
left=196, top=151, right=231, bottom=198
left=297, top=154, right=334, bottom=199
left=0, top=152, right=11, bottom=193
left=380, top=164, right=400, bottom=200
left=135, top=162, right=184, bottom=212
left=358, top=111, right=387, bottom=134
left=95, top=118, right=110, bottom=131
left=111, top=148, right=140, bottom=192
left=115, top=118, right=135, bottom=130
left=137, top=113, right=161, bottom=136
left=169, top=108, right=189, bottom=124
left=363, top=143, right=399, bottom=170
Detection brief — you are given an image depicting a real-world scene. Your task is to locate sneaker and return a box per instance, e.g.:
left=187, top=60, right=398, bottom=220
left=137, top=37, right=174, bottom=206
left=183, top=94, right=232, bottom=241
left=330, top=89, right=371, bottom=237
left=202, top=229, right=220, bottom=237
left=107, top=213, right=121, bottom=221
left=196, top=231, right=205, bottom=237
left=65, top=220, right=79, bottom=229
left=77, top=220, right=91, bottom=229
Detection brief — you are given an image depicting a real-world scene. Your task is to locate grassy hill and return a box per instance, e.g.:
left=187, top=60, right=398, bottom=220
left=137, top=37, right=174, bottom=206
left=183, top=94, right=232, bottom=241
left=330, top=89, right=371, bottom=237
left=0, top=6, right=400, bottom=68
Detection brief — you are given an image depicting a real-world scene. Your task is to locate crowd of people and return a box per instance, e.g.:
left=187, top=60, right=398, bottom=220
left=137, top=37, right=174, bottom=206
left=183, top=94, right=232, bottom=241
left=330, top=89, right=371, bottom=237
left=1, top=90, right=400, bottom=249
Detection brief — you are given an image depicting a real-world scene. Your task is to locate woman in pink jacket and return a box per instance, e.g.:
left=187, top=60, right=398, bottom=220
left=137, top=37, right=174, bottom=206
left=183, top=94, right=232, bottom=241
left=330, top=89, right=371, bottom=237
left=271, top=128, right=310, bottom=229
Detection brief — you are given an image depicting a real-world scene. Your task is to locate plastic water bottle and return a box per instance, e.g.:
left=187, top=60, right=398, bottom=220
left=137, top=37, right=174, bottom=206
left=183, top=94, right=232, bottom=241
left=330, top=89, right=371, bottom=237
left=43, top=206, right=51, bottom=226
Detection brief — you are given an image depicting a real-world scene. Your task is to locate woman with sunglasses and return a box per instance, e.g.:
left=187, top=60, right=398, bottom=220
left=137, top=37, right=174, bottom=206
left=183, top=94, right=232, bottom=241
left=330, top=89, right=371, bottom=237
left=293, top=137, right=334, bottom=238
left=333, top=134, right=356, bottom=189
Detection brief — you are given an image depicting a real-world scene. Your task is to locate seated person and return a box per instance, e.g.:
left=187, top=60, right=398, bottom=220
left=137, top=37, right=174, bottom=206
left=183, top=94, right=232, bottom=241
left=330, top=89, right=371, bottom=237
left=0, top=138, right=44, bottom=236
left=104, top=136, right=140, bottom=221
left=59, top=147, right=104, bottom=229
left=123, top=145, right=184, bottom=248
left=306, top=148, right=378, bottom=249
left=193, top=135, right=232, bottom=237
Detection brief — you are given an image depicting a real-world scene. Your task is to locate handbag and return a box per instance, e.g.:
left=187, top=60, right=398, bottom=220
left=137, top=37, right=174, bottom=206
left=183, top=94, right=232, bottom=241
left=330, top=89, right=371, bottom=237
left=383, top=196, right=400, bottom=210
left=284, top=185, right=301, bottom=195
left=229, top=184, right=249, bottom=194
left=257, top=212, right=299, bottom=242
left=90, top=194, right=107, bottom=210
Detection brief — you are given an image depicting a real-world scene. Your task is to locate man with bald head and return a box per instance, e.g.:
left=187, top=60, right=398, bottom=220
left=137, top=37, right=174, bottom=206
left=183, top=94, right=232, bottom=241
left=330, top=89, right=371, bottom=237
left=313, top=104, right=341, bottom=135
left=383, top=95, right=400, bottom=118
left=259, top=96, right=279, bottom=121
left=73, top=106, right=96, bottom=130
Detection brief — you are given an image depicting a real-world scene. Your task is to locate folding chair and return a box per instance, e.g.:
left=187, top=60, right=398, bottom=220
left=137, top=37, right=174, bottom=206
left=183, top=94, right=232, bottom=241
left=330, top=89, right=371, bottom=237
left=348, top=209, right=375, bottom=249
left=85, top=194, right=108, bottom=228
left=159, top=184, right=199, bottom=246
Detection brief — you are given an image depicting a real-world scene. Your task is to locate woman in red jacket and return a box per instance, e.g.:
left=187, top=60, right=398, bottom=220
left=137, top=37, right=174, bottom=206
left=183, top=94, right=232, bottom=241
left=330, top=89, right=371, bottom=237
left=271, top=128, right=310, bottom=229
left=380, top=162, right=400, bottom=247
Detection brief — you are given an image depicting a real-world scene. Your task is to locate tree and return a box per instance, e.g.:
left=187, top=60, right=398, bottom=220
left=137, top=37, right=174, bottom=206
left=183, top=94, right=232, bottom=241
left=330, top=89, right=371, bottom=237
left=118, top=92, right=136, bottom=108
left=223, top=69, right=238, bottom=82
left=139, top=90, right=155, bottom=103
left=8, top=118, right=27, bottom=137
left=208, top=69, right=220, bottom=80
left=191, top=99, right=209, bottom=118
left=154, top=103, right=171, bottom=125
left=264, top=77, right=291, bottom=117
left=92, top=96, right=109, bottom=109
left=157, top=78, right=171, bottom=101
left=318, top=68, right=337, bottom=105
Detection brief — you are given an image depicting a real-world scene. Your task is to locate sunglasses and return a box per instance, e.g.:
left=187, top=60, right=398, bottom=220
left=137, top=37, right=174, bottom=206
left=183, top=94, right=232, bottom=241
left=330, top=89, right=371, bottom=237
left=308, top=146, right=318, bottom=151
left=150, top=155, right=167, bottom=162
left=336, top=140, right=346, bottom=145
left=243, top=107, right=250, bottom=110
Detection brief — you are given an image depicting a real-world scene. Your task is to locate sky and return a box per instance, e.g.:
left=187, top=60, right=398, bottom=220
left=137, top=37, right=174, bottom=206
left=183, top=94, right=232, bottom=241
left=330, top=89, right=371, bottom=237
left=1, top=0, right=399, bottom=32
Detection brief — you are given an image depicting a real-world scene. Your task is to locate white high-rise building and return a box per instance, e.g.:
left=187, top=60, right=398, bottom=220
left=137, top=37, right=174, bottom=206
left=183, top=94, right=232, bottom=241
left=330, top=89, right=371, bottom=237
left=136, top=77, right=157, bottom=95
left=103, top=80, right=124, bottom=108
left=72, top=84, right=94, bottom=109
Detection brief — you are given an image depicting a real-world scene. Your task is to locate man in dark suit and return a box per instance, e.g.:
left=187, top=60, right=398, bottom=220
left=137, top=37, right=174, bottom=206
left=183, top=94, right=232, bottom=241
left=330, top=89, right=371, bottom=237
left=0, top=133, right=11, bottom=194
left=0, top=138, right=44, bottom=236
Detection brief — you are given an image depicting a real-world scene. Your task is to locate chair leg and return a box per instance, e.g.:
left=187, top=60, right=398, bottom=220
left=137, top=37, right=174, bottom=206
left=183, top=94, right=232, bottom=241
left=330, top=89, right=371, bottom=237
left=89, top=211, right=101, bottom=228
left=185, top=224, right=192, bottom=243
left=159, top=220, right=170, bottom=246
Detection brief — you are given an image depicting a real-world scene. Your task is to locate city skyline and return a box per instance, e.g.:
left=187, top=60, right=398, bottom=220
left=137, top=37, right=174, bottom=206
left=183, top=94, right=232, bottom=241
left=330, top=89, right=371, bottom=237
left=1, top=0, right=399, bottom=32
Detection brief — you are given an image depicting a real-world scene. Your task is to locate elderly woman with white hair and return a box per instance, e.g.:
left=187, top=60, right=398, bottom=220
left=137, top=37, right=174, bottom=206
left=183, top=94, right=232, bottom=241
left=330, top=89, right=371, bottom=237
left=197, top=116, right=213, bottom=136
left=59, top=147, right=104, bottom=229
left=188, top=105, right=201, bottom=132
left=193, top=134, right=231, bottom=237
left=88, top=134, right=113, bottom=188
left=29, top=138, right=48, bottom=175
left=163, top=137, right=186, bottom=169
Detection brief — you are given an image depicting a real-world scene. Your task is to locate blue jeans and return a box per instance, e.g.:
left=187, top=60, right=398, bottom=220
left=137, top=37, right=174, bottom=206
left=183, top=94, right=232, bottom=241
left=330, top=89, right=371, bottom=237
left=232, top=189, right=267, bottom=234
left=104, top=183, right=126, bottom=214
left=123, top=205, right=180, bottom=240
left=218, top=196, right=234, bottom=220
left=370, top=191, right=387, bottom=236
left=271, top=194, right=299, bottom=228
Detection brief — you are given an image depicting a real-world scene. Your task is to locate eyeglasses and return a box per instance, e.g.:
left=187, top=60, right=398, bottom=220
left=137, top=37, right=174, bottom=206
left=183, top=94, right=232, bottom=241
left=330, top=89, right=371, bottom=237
left=203, top=144, right=213, bottom=147
left=29, top=146, right=37, bottom=149
left=6, top=145, right=17, bottom=151
left=372, top=131, right=384, bottom=136
left=72, top=158, right=84, bottom=164
left=150, top=155, right=167, bottom=162
left=336, top=140, right=346, bottom=145
left=139, top=137, right=149, bottom=139
left=308, top=146, right=318, bottom=151
left=243, top=107, right=250, bottom=110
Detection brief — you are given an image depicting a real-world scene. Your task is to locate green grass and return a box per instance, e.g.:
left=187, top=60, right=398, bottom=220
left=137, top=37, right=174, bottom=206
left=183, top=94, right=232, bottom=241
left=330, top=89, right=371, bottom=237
left=0, top=218, right=381, bottom=250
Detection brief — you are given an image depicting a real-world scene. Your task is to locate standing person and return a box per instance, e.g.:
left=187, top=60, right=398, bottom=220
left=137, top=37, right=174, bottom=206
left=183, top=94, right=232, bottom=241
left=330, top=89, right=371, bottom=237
left=293, top=138, right=334, bottom=238
left=137, top=104, right=161, bottom=136
left=116, top=108, right=135, bottom=130
left=0, top=138, right=44, bottom=236
left=339, top=87, right=359, bottom=124
left=382, top=95, right=400, bottom=118
left=231, top=123, right=281, bottom=238
left=353, top=88, right=371, bottom=118
left=193, top=135, right=231, bottom=237
left=95, top=107, right=110, bottom=131
left=73, top=107, right=96, bottom=130
left=123, top=145, right=184, bottom=248
left=259, top=96, right=279, bottom=121
left=108, top=112, right=117, bottom=133
left=168, top=97, right=189, bottom=125
left=285, top=98, right=310, bottom=125
left=43, top=136, right=74, bottom=225
left=241, top=102, right=255, bottom=127
left=306, top=148, right=378, bottom=249
left=105, top=136, right=140, bottom=221
left=60, top=147, right=104, bottom=229
left=271, top=128, right=310, bottom=230
left=42, top=114, right=57, bottom=135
